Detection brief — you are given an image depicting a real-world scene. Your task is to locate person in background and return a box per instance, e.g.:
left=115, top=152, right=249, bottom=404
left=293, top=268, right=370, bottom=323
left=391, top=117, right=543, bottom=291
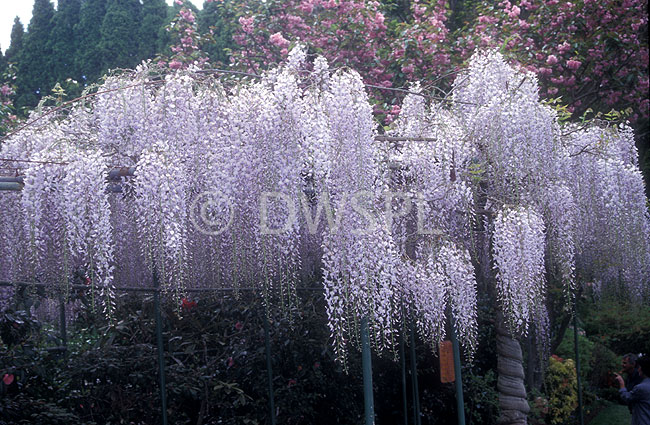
left=624, top=353, right=644, bottom=391
left=615, top=356, right=650, bottom=425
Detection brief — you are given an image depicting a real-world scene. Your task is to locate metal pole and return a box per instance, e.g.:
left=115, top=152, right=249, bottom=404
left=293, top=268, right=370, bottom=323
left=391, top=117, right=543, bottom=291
left=264, top=315, right=277, bottom=425
left=58, top=294, right=67, bottom=349
left=361, top=317, right=375, bottom=425
left=399, top=331, right=409, bottom=425
left=409, top=322, right=421, bottom=425
left=152, top=266, right=169, bottom=425
left=573, top=295, right=584, bottom=425
left=450, top=320, right=466, bottom=425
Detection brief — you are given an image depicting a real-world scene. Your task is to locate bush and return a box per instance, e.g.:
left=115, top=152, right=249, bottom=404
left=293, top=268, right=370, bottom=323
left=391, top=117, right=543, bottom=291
left=544, top=355, right=578, bottom=425
left=463, top=369, right=499, bottom=425
left=1, top=292, right=365, bottom=424
left=580, top=298, right=650, bottom=356
left=555, top=327, right=594, bottom=385
left=0, top=290, right=503, bottom=424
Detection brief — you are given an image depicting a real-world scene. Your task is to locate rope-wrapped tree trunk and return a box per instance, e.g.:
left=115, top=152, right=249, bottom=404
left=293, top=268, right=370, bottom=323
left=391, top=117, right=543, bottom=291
left=496, top=310, right=530, bottom=425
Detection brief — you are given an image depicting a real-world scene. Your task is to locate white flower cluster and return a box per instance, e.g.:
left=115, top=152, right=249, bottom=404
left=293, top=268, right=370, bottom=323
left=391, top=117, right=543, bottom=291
left=62, top=151, right=115, bottom=315
left=493, top=206, right=546, bottom=335
left=567, top=125, right=650, bottom=297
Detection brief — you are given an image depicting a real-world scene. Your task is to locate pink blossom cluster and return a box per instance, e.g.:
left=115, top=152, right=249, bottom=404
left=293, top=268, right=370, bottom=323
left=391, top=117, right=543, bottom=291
left=162, top=2, right=210, bottom=70
left=231, top=0, right=394, bottom=86
left=455, top=0, right=649, bottom=120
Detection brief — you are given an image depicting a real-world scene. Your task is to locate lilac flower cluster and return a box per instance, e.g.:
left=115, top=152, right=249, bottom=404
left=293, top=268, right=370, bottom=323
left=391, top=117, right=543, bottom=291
left=0, top=48, right=647, bottom=363
left=493, top=206, right=546, bottom=334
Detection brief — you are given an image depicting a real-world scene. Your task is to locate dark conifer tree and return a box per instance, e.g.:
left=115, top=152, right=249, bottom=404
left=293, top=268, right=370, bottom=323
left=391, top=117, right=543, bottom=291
left=199, top=0, right=235, bottom=65
left=16, top=0, right=56, bottom=108
left=4, top=17, right=24, bottom=64
left=139, top=0, right=168, bottom=60
left=48, top=0, right=81, bottom=85
left=0, top=49, right=6, bottom=76
left=99, top=0, right=143, bottom=71
left=75, top=0, right=107, bottom=85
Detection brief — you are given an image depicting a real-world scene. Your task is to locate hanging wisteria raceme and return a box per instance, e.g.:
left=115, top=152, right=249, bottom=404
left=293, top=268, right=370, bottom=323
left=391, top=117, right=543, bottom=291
left=453, top=50, right=563, bottom=202
left=387, top=85, right=478, bottom=355
left=416, top=242, right=478, bottom=356
left=541, top=183, right=577, bottom=299
left=61, top=151, right=115, bottom=316
left=318, top=67, right=402, bottom=365
left=566, top=125, right=650, bottom=297
left=492, top=206, right=547, bottom=335
left=248, top=53, right=307, bottom=310
left=134, top=145, right=190, bottom=297
left=0, top=48, right=648, bottom=367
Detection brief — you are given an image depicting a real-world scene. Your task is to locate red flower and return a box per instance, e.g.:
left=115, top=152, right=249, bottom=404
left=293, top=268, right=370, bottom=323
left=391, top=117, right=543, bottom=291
left=313, top=361, right=320, bottom=369
left=234, top=322, right=243, bottom=331
left=181, top=298, right=197, bottom=311
left=227, top=357, right=235, bottom=367
left=288, top=379, right=297, bottom=387
left=3, top=374, right=14, bottom=385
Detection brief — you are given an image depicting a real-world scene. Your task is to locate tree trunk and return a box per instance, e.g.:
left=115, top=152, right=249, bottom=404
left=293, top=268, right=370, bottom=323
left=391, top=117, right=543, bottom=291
left=496, top=311, right=530, bottom=425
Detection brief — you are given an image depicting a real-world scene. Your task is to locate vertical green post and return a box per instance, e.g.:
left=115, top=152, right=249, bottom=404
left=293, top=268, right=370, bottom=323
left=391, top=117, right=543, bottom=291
left=263, top=315, right=277, bottom=425
left=450, top=320, right=466, bottom=425
left=361, top=317, right=375, bottom=425
left=573, top=295, right=584, bottom=425
left=409, top=322, right=421, bottom=425
left=399, top=331, right=409, bottom=425
left=58, top=294, right=67, bottom=349
left=153, top=266, right=169, bottom=425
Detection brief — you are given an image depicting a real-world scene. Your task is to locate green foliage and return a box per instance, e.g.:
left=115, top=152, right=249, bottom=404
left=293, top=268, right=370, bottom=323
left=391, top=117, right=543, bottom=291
left=0, top=49, right=6, bottom=76
left=99, top=0, right=143, bottom=71
left=555, top=327, right=593, bottom=385
left=0, top=292, right=368, bottom=424
left=528, top=390, right=550, bottom=425
left=589, top=402, right=632, bottom=425
left=139, top=0, right=168, bottom=60
left=588, top=343, right=620, bottom=390
left=48, top=0, right=81, bottom=92
left=0, top=309, right=79, bottom=424
left=75, top=0, right=107, bottom=84
left=198, top=0, right=237, bottom=65
left=15, top=0, right=56, bottom=109
left=544, top=356, right=578, bottom=425
left=463, top=369, right=500, bottom=425
left=580, top=297, right=650, bottom=356
left=4, top=17, right=24, bottom=64
left=0, top=288, right=505, bottom=424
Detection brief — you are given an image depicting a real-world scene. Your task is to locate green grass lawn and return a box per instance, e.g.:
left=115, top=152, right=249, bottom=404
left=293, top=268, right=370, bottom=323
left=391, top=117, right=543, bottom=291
left=588, top=402, right=631, bottom=425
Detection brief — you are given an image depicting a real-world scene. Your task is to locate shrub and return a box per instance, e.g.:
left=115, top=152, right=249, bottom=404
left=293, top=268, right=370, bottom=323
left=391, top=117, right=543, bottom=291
left=545, top=355, right=578, bottom=425
left=555, top=327, right=593, bottom=385
left=580, top=298, right=650, bottom=356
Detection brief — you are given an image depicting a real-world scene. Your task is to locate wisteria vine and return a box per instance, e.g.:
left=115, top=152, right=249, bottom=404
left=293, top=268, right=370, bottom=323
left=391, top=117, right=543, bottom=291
left=0, top=48, right=648, bottom=365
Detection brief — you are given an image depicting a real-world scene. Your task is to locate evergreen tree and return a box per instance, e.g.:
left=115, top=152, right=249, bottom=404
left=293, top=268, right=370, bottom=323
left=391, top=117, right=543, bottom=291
left=4, top=17, right=24, bottom=64
left=0, top=49, right=6, bottom=76
left=99, top=0, right=143, bottom=71
left=16, top=0, right=56, bottom=109
left=139, top=0, right=168, bottom=60
left=75, top=0, right=107, bottom=85
left=48, top=0, right=81, bottom=85
left=199, top=0, right=234, bottom=65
